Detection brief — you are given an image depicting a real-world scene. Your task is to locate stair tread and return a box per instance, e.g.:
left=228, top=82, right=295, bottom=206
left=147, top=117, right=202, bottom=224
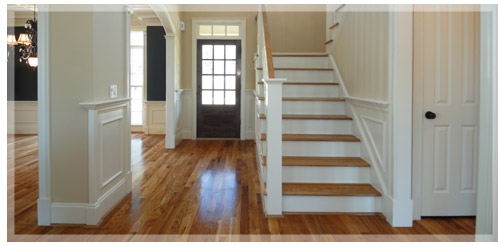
left=261, top=156, right=370, bottom=167
left=258, top=81, right=338, bottom=85
left=265, top=183, right=381, bottom=196
left=272, top=54, right=328, bottom=57
left=258, top=114, right=352, bottom=120
left=257, top=67, right=333, bottom=71
left=259, top=133, right=360, bottom=142
left=283, top=97, right=345, bottom=101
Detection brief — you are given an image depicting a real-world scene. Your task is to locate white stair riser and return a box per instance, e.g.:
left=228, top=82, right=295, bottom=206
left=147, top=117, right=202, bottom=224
left=259, top=119, right=352, bottom=134
left=283, top=101, right=345, bottom=115
left=280, top=196, right=380, bottom=213
left=283, top=84, right=339, bottom=97
left=275, top=70, right=334, bottom=82
left=261, top=141, right=360, bottom=157
left=273, top=57, right=329, bottom=68
left=261, top=166, right=370, bottom=183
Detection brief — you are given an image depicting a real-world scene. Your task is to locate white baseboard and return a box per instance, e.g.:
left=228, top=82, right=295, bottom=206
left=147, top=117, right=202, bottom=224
left=183, top=129, right=193, bottom=139
left=37, top=197, right=51, bottom=226
left=245, top=128, right=255, bottom=140
left=51, top=173, right=130, bottom=225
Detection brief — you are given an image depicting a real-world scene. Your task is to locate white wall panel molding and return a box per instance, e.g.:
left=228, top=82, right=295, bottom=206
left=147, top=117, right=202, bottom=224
left=7, top=101, right=38, bottom=134
left=69, top=98, right=132, bottom=225
left=344, top=96, right=389, bottom=112
left=345, top=98, right=390, bottom=197
left=180, top=89, right=193, bottom=140
left=245, top=90, right=256, bottom=140
left=143, top=101, right=166, bottom=135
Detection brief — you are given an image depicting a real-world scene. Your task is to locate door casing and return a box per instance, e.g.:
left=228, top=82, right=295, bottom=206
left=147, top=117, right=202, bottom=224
left=191, top=18, right=247, bottom=139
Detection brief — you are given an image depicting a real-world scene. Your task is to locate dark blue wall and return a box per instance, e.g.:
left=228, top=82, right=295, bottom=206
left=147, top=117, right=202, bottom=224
left=7, top=26, right=38, bottom=101
left=146, top=26, right=166, bottom=101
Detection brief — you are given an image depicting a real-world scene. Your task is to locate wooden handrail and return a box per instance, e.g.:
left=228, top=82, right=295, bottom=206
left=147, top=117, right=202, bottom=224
left=261, top=5, right=275, bottom=78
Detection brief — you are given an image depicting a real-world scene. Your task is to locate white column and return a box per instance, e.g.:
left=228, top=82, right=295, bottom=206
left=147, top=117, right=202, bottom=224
left=165, top=33, right=176, bottom=148
left=36, top=4, right=52, bottom=226
left=389, top=4, right=414, bottom=227
left=264, top=78, right=286, bottom=216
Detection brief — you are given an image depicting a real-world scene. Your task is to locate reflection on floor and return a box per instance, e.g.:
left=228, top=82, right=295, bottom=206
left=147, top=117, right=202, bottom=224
left=9, top=134, right=476, bottom=242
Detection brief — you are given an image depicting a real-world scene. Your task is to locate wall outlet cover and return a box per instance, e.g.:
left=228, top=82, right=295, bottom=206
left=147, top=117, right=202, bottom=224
left=110, top=85, right=117, bottom=99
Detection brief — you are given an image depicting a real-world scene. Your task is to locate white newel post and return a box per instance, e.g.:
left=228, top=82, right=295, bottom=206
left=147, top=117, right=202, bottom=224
left=264, top=78, right=286, bottom=216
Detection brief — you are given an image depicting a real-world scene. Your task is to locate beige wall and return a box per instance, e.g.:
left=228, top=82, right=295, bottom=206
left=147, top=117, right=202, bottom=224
left=49, top=5, right=128, bottom=203
left=266, top=11, right=326, bottom=53
left=332, top=5, right=390, bottom=101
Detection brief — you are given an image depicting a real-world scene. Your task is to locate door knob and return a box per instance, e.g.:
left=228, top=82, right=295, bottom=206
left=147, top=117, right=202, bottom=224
left=425, top=111, right=436, bottom=119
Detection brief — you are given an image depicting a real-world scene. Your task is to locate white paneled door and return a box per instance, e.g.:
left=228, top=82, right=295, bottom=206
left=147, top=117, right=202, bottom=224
left=415, top=5, right=480, bottom=216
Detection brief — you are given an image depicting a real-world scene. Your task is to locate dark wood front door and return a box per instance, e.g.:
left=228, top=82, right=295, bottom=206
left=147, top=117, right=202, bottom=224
left=196, top=40, right=241, bottom=138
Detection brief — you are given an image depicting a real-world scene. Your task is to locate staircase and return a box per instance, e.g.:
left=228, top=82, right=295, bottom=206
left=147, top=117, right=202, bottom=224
left=255, top=54, right=381, bottom=214
left=254, top=4, right=380, bottom=216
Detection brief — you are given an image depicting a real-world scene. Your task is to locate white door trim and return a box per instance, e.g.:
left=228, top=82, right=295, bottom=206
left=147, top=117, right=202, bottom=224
left=476, top=4, right=498, bottom=242
left=191, top=17, right=247, bottom=139
left=388, top=4, right=414, bottom=227
left=37, top=4, right=51, bottom=226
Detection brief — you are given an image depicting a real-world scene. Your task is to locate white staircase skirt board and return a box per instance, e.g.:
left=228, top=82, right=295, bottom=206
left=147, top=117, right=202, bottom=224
left=275, top=70, right=334, bottom=82
left=256, top=100, right=266, bottom=115
left=281, top=195, right=380, bottom=212
left=283, top=101, right=345, bottom=115
left=283, top=84, right=339, bottom=97
left=259, top=119, right=352, bottom=134
left=261, top=141, right=361, bottom=157
left=273, top=56, right=329, bottom=68
left=277, top=166, right=370, bottom=183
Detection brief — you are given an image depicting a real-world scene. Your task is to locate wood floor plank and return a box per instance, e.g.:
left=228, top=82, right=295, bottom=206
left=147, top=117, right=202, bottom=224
left=8, top=134, right=476, bottom=241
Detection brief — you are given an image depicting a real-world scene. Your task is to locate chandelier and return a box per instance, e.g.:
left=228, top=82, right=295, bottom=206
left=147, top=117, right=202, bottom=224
left=7, top=6, right=38, bottom=68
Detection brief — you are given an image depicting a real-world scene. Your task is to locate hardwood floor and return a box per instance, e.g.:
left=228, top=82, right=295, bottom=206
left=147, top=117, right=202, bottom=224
left=8, top=134, right=476, bottom=242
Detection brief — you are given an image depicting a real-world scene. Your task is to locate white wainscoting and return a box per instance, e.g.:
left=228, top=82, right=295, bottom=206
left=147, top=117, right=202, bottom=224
left=245, top=90, right=256, bottom=140
left=7, top=101, right=38, bottom=134
left=180, top=89, right=193, bottom=140
left=344, top=96, right=393, bottom=222
left=143, top=101, right=166, bottom=135
left=55, top=98, right=132, bottom=226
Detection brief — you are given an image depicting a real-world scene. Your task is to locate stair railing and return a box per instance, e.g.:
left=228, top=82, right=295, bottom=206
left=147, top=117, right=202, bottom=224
left=256, top=4, right=286, bottom=216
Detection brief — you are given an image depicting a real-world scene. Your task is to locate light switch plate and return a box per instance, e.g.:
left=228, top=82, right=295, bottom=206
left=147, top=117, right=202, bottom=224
left=109, top=84, right=117, bottom=99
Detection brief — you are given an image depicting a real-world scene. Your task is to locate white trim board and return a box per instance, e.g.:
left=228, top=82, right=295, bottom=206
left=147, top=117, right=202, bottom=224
left=191, top=17, right=247, bottom=140
left=476, top=4, right=498, bottom=242
left=36, top=4, right=51, bottom=226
